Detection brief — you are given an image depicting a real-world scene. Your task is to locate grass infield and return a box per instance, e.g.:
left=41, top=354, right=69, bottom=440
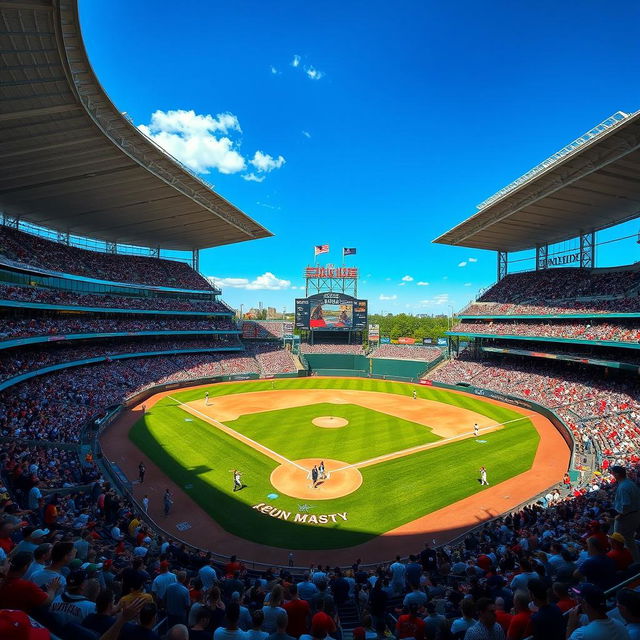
left=129, top=378, right=539, bottom=549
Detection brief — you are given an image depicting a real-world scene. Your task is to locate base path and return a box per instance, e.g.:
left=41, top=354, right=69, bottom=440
left=270, top=458, right=362, bottom=500
left=101, top=378, right=570, bottom=566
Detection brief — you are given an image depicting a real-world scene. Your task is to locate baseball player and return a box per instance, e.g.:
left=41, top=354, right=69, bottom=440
left=412, top=389, right=417, bottom=400
left=474, top=423, right=479, bottom=438
left=204, top=391, right=209, bottom=406
left=480, top=466, right=489, bottom=486
left=233, top=470, right=243, bottom=492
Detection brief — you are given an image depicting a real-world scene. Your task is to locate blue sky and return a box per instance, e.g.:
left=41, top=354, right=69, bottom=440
left=79, top=0, right=640, bottom=313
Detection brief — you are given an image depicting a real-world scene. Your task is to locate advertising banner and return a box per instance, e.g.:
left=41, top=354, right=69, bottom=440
left=368, top=323, right=380, bottom=342
left=423, top=338, right=433, bottom=345
left=437, top=337, right=447, bottom=346
left=398, top=337, right=416, bottom=344
left=380, top=336, right=391, bottom=344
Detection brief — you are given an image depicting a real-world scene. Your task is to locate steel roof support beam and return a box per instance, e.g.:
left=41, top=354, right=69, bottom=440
left=192, top=248, right=199, bottom=272
left=536, top=244, right=548, bottom=270
left=497, top=251, right=508, bottom=281
left=580, top=231, right=595, bottom=268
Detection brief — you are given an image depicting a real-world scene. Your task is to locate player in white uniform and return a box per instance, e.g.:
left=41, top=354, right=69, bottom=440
left=204, top=391, right=209, bottom=406
left=474, top=423, right=479, bottom=437
left=233, top=470, right=243, bottom=492
left=480, top=466, right=489, bottom=486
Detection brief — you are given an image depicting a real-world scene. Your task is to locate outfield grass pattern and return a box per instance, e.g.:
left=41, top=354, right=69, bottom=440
left=129, top=378, right=540, bottom=549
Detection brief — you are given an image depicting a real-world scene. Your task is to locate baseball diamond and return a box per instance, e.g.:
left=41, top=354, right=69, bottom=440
left=101, top=376, right=570, bottom=564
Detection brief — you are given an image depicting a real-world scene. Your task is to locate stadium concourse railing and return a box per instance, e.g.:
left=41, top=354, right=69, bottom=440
left=88, top=372, right=578, bottom=572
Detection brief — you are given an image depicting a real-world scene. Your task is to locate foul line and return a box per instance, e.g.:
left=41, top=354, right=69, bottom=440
left=170, top=396, right=537, bottom=476
left=167, top=396, right=308, bottom=472
left=332, top=413, right=537, bottom=472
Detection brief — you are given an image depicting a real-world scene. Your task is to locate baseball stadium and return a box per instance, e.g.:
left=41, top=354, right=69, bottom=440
left=1, top=1, right=640, bottom=639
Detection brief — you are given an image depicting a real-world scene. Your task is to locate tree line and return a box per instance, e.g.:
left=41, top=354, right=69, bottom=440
left=368, top=313, right=451, bottom=341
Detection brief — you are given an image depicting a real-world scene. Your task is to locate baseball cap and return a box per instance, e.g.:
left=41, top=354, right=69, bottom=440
left=574, top=583, right=607, bottom=609
left=31, top=529, right=49, bottom=539
left=66, top=570, right=87, bottom=588
left=80, top=562, right=103, bottom=572
left=608, top=532, right=625, bottom=544
left=143, top=537, right=152, bottom=544
left=68, top=559, right=83, bottom=570
left=0, top=609, right=50, bottom=639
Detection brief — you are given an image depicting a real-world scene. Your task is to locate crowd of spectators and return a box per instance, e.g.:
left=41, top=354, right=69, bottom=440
left=299, top=344, right=365, bottom=355
left=0, top=316, right=237, bottom=342
left=0, top=350, right=269, bottom=441
left=370, top=345, right=443, bottom=362
left=243, top=343, right=297, bottom=375
left=0, top=226, right=212, bottom=289
left=242, top=321, right=285, bottom=339
left=0, top=282, right=230, bottom=314
left=2, top=442, right=100, bottom=490
left=1, top=443, right=640, bottom=640
left=452, top=320, right=640, bottom=343
left=0, top=336, right=243, bottom=382
left=478, top=268, right=640, bottom=304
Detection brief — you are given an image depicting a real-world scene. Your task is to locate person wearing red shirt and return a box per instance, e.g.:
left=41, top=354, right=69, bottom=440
left=284, top=583, right=311, bottom=638
left=396, top=604, right=425, bottom=640
left=495, top=597, right=513, bottom=633
left=0, top=552, right=58, bottom=613
left=551, top=583, right=576, bottom=614
left=310, top=599, right=337, bottom=637
left=224, top=555, right=242, bottom=578
left=0, top=520, right=15, bottom=555
left=607, top=532, right=633, bottom=571
left=507, top=591, right=532, bottom=640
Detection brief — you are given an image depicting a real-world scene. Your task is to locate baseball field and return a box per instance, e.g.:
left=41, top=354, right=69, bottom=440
left=123, top=377, right=550, bottom=551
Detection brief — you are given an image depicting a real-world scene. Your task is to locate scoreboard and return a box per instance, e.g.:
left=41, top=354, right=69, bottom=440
left=295, top=292, right=368, bottom=331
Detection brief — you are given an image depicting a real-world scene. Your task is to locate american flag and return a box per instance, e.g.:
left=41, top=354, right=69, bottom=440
left=343, top=247, right=356, bottom=256
left=314, top=244, right=329, bottom=256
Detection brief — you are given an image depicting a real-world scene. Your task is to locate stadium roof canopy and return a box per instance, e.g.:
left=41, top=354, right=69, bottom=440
left=434, top=110, right=640, bottom=252
left=0, top=0, right=272, bottom=251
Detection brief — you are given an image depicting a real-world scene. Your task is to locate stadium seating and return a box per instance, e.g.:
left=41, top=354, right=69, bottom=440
left=0, top=282, right=229, bottom=313
left=452, top=320, right=640, bottom=343
left=0, top=316, right=236, bottom=341
left=245, top=342, right=297, bottom=374
left=299, top=343, right=365, bottom=354
left=0, top=225, right=212, bottom=289
left=370, top=344, right=443, bottom=361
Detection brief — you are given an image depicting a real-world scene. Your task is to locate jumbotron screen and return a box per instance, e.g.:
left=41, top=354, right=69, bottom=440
left=295, top=293, right=368, bottom=331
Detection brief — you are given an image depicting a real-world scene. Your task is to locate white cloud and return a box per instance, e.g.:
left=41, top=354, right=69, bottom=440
left=458, top=261, right=467, bottom=267
left=138, top=109, right=285, bottom=181
left=270, top=65, right=279, bottom=75
left=256, top=201, right=280, bottom=210
left=398, top=282, right=406, bottom=286
left=242, top=173, right=265, bottom=183
left=464, top=282, right=472, bottom=286
left=401, top=275, right=414, bottom=282
left=250, top=151, right=286, bottom=173
left=468, top=257, right=478, bottom=263
left=291, top=54, right=301, bottom=68
left=138, top=109, right=245, bottom=175
left=379, top=294, right=397, bottom=301
left=417, top=281, right=430, bottom=286
left=305, top=65, right=325, bottom=80
left=207, top=272, right=291, bottom=291
left=302, top=130, right=311, bottom=138
left=419, top=293, right=450, bottom=306
left=385, top=277, right=391, bottom=281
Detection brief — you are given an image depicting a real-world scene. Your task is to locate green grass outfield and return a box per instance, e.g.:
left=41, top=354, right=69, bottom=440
left=129, top=377, right=540, bottom=549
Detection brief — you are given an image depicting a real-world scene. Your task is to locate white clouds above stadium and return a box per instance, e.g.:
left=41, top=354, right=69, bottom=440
left=207, top=272, right=292, bottom=291
left=138, top=109, right=285, bottom=181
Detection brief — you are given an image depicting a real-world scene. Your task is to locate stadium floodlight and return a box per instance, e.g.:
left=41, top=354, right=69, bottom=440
left=476, top=111, right=635, bottom=211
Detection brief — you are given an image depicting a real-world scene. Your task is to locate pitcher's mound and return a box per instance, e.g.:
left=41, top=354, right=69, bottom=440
left=270, top=458, right=362, bottom=500
left=313, top=416, right=349, bottom=428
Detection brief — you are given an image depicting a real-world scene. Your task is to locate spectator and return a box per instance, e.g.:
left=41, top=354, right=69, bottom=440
left=464, top=598, right=505, bottom=640
left=566, top=584, right=629, bottom=640
left=0, top=551, right=59, bottom=612
left=214, top=602, right=247, bottom=640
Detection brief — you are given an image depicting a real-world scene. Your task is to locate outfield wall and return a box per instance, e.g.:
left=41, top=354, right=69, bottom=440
left=303, top=353, right=442, bottom=380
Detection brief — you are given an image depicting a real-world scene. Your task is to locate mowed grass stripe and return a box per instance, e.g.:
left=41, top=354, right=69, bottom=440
left=222, top=403, right=440, bottom=464
left=132, top=381, right=541, bottom=550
